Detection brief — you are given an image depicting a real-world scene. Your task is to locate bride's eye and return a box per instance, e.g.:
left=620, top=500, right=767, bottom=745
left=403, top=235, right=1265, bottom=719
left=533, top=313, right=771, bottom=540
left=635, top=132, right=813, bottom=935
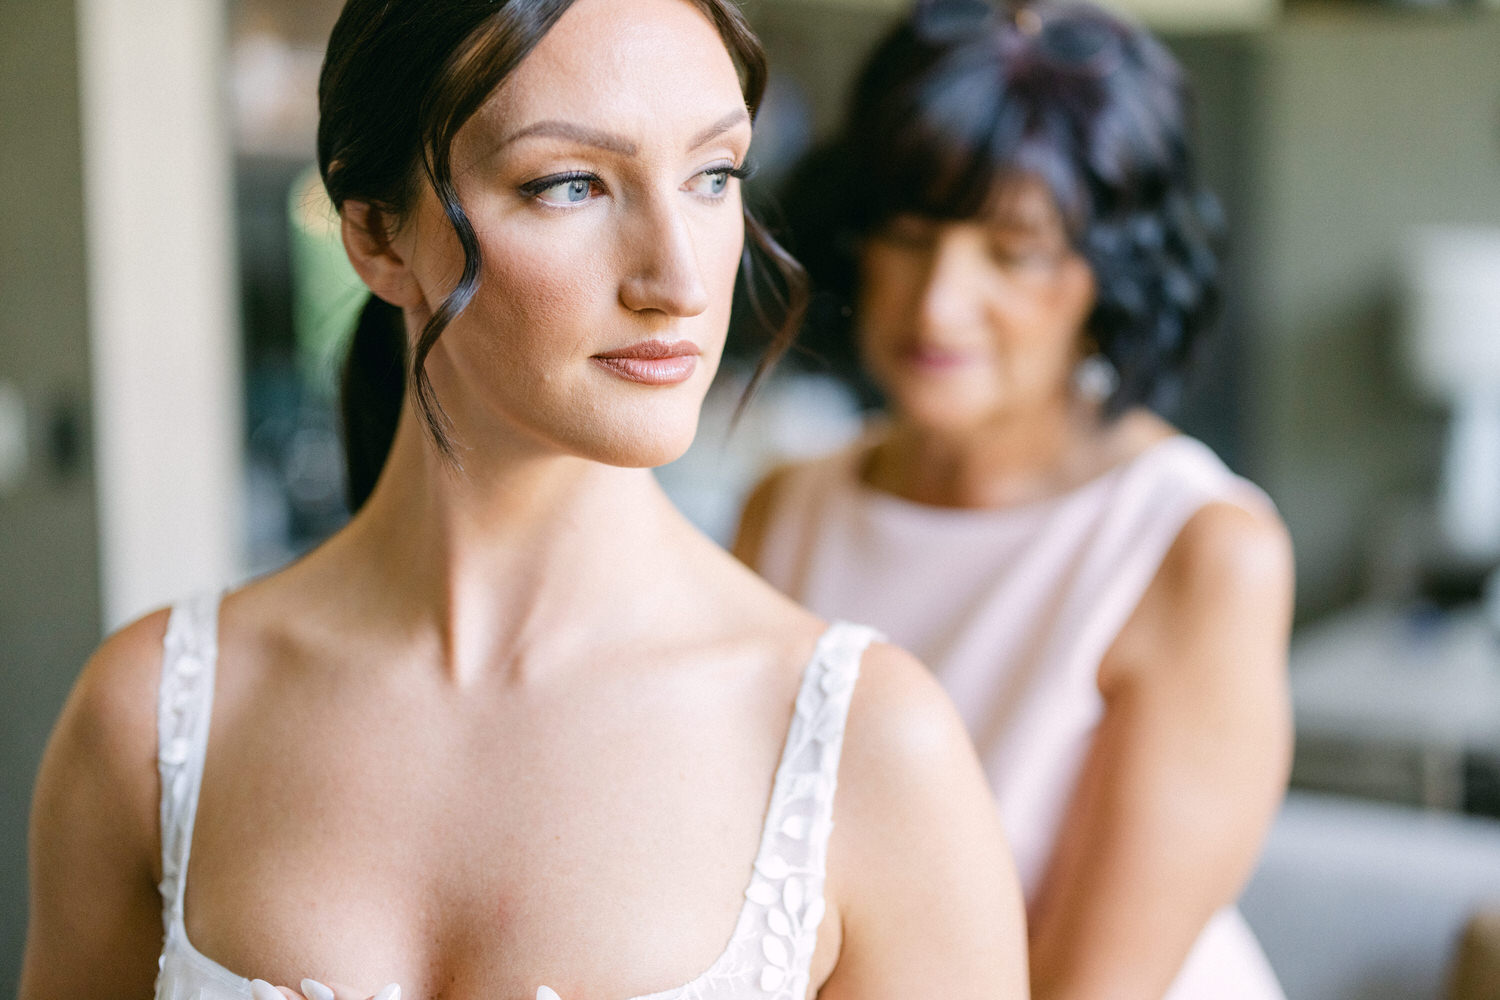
left=703, top=169, right=731, bottom=197
left=521, top=172, right=604, bottom=206
left=686, top=163, right=749, bottom=199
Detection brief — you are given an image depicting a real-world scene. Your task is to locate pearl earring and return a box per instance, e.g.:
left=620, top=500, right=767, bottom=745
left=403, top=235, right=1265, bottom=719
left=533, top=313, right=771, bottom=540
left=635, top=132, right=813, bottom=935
left=1075, top=353, right=1119, bottom=402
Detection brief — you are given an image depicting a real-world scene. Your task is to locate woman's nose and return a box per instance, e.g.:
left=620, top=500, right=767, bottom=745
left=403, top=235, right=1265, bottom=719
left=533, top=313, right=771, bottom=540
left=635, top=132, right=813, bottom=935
left=619, top=199, right=710, bottom=318
left=915, top=232, right=984, bottom=336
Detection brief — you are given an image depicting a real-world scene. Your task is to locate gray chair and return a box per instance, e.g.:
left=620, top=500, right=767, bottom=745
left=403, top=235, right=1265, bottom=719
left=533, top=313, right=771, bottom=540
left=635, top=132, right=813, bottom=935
left=1241, top=792, right=1500, bottom=1000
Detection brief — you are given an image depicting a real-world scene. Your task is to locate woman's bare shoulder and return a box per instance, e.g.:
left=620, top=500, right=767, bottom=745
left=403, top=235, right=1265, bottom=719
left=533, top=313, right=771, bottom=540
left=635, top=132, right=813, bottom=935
left=1168, top=497, right=1291, bottom=591
left=1147, top=493, right=1293, bottom=647
left=733, top=441, right=872, bottom=568
left=56, top=608, right=171, bottom=773
left=731, top=460, right=805, bottom=567
left=822, top=641, right=1027, bottom=993
left=24, top=607, right=194, bottom=995
left=32, top=608, right=172, bottom=882
left=839, top=641, right=981, bottom=792
left=1107, top=495, right=1293, bottom=692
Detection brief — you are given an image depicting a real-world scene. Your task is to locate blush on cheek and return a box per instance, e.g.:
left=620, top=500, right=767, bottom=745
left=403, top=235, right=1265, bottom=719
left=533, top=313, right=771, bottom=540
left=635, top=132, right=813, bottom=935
left=487, top=243, right=601, bottom=321
left=464, top=233, right=612, bottom=367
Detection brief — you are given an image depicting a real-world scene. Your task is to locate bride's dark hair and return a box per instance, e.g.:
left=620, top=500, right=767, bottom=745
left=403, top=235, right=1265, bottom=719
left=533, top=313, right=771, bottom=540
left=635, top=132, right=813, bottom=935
left=319, top=0, right=806, bottom=510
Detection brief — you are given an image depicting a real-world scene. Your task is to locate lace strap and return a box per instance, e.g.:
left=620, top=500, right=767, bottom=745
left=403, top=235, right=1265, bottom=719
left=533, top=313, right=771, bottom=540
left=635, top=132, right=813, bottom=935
left=741, top=621, right=879, bottom=998
left=156, top=592, right=222, bottom=926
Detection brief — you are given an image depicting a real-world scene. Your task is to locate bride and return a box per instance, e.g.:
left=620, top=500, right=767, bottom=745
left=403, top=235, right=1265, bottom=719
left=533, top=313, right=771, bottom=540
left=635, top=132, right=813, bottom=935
left=20, top=1, right=1026, bottom=998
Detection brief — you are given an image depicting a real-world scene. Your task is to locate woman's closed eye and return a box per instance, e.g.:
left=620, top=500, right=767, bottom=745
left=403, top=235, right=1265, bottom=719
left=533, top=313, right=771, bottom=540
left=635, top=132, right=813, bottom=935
left=875, top=216, right=939, bottom=250
left=985, top=228, right=1070, bottom=271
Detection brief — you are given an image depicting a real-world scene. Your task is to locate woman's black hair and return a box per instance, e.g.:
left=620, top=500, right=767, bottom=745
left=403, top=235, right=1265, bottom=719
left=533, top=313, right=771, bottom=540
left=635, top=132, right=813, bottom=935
left=319, top=0, right=807, bottom=511
left=782, top=0, right=1223, bottom=416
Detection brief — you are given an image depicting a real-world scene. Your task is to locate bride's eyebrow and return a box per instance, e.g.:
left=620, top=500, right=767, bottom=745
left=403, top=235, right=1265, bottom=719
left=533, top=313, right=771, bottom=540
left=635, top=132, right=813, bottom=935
left=493, top=108, right=750, bottom=158
left=499, top=119, right=639, bottom=156
left=688, top=108, right=750, bottom=150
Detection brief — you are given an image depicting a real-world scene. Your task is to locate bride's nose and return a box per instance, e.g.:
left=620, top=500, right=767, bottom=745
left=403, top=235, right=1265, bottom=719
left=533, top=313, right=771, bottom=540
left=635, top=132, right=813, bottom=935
left=618, top=197, right=711, bottom=318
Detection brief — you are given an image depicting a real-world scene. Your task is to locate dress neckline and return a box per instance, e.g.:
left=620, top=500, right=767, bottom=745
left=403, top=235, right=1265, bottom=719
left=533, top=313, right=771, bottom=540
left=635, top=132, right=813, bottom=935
left=846, top=432, right=1193, bottom=524
left=158, top=596, right=873, bottom=1000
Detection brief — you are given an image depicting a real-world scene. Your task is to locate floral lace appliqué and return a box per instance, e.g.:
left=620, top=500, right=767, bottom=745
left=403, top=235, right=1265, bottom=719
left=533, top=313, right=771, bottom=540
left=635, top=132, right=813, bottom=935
left=157, top=592, right=221, bottom=930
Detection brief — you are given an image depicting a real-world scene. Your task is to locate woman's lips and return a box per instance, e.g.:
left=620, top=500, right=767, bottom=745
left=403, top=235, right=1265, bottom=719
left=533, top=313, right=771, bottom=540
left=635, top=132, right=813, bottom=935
left=901, top=345, right=978, bottom=373
left=592, top=339, right=701, bottom=386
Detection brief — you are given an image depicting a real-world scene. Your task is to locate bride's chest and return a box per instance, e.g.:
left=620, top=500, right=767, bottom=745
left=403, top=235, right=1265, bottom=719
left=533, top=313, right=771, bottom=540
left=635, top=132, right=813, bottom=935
left=181, top=702, right=778, bottom=999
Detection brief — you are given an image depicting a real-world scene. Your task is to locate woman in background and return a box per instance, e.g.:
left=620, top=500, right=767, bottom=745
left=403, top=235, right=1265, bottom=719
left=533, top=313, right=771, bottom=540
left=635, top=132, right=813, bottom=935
left=21, top=1, right=1027, bottom=998
left=737, top=2, right=1293, bottom=997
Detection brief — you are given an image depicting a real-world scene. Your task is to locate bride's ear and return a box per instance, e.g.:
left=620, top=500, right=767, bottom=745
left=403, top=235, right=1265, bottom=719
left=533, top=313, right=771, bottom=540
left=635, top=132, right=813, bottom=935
left=341, top=200, right=424, bottom=309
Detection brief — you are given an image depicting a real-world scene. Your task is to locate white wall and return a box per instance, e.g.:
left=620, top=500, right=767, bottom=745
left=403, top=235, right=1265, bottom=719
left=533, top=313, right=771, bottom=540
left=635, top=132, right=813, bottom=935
left=77, top=0, right=244, bottom=629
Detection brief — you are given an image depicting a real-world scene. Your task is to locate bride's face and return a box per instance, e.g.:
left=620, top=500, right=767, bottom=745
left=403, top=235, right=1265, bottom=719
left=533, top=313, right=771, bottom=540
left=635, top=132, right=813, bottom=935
left=397, top=0, right=751, bottom=468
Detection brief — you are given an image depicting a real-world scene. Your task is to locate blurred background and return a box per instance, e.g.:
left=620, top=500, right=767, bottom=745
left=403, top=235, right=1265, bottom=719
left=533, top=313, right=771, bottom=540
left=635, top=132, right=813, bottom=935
left=5, top=0, right=1500, bottom=995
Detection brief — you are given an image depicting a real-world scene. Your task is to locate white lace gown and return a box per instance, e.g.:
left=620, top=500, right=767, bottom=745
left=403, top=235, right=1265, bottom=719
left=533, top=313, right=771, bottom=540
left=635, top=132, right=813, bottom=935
left=153, top=592, right=877, bottom=1000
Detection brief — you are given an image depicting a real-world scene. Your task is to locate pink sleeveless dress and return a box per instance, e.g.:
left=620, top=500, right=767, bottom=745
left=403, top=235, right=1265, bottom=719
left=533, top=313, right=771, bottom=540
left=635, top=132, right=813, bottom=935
left=751, top=434, right=1285, bottom=999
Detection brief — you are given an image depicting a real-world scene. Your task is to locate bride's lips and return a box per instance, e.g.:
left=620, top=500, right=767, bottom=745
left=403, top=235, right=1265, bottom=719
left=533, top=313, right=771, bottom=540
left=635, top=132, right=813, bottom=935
left=591, top=339, right=701, bottom=386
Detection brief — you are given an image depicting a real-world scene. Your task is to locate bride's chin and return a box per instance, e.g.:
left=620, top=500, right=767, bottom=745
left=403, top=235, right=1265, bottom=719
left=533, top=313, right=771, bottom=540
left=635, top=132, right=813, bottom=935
left=590, top=421, right=701, bottom=470
left=569, top=390, right=711, bottom=468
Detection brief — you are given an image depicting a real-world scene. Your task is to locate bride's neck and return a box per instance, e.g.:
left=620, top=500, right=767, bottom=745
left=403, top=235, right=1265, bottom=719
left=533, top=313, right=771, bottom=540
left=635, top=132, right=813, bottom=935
left=335, top=407, right=692, bottom=681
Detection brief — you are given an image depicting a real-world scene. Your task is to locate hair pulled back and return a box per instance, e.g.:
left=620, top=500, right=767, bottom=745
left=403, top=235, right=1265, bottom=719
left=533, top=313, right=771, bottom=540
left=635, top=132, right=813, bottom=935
left=783, top=0, right=1223, bottom=416
left=319, top=0, right=806, bottom=510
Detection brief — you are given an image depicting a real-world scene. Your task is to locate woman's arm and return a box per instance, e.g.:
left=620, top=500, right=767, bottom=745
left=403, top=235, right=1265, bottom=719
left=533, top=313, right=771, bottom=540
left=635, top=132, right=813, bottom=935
left=20, top=613, right=170, bottom=1000
left=817, top=643, right=1029, bottom=999
left=1027, top=501, right=1295, bottom=1000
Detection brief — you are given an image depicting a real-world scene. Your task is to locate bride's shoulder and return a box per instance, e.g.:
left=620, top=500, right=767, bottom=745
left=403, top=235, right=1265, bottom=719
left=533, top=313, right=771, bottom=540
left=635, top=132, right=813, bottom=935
left=47, top=577, right=291, bottom=779
left=823, top=639, right=1025, bottom=982
left=60, top=606, right=173, bottom=767
left=32, top=606, right=174, bottom=884
left=839, top=640, right=978, bottom=790
left=726, top=596, right=982, bottom=796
